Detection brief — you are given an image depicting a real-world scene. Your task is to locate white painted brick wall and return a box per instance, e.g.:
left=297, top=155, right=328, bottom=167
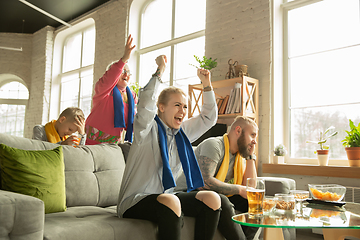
left=0, top=33, right=32, bottom=87
left=92, top=0, right=129, bottom=83
left=206, top=0, right=272, bottom=169
left=24, top=26, right=54, bottom=138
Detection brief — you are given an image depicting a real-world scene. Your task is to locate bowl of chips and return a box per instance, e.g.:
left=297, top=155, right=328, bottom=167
left=308, top=184, right=346, bottom=202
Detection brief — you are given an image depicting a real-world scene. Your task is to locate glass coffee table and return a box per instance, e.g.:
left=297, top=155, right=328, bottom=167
left=232, top=202, right=360, bottom=240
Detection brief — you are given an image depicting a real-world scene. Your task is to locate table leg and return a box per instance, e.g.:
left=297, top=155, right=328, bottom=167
left=323, top=229, right=360, bottom=240
left=263, top=228, right=284, bottom=240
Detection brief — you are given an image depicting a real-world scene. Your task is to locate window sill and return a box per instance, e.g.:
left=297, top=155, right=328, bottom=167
left=262, top=163, right=360, bottom=179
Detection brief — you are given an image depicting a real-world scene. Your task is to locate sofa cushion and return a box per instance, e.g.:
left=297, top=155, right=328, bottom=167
left=0, top=144, right=66, bottom=213
left=43, top=206, right=225, bottom=240
left=63, top=143, right=125, bottom=207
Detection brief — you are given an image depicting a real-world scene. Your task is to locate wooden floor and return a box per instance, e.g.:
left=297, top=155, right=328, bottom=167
left=296, top=229, right=323, bottom=240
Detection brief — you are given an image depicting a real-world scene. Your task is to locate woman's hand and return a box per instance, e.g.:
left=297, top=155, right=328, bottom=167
left=197, top=68, right=211, bottom=88
left=154, top=55, right=167, bottom=77
left=121, top=34, right=136, bottom=63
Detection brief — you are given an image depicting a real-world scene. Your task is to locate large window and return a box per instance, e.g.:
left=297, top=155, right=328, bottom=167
left=137, top=0, right=206, bottom=95
left=283, top=0, right=360, bottom=161
left=60, top=26, right=95, bottom=117
left=0, top=81, right=29, bottom=136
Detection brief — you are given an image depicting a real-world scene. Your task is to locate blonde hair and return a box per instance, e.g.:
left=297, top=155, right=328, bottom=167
left=156, top=87, right=186, bottom=114
left=58, top=107, right=85, bottom=122
left=230, top=116, right=258, bottom=131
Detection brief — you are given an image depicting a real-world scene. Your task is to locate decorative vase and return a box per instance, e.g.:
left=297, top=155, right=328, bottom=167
left=345, top=147, right=360, bottom=167
left=317, top=150, right=329, bottom=166
left=234, top=65, right=249, bottom=77
left=273, top=156, right=284, bottom=164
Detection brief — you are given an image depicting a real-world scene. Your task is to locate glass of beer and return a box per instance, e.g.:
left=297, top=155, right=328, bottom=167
left=246, top=178, right=265, bottom=217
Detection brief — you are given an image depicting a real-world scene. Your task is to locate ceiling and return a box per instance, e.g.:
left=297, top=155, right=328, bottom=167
left=0, top=0, right=111, bottom=34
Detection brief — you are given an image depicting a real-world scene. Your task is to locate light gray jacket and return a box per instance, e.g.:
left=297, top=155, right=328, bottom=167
left=117, top=76, right=217, bottom=217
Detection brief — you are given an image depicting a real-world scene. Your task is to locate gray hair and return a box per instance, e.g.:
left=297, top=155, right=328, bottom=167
left=106, top=61, right=129, bottom=71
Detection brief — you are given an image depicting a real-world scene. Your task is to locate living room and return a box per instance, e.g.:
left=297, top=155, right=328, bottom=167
left=0, top=0, right=360, bottom=239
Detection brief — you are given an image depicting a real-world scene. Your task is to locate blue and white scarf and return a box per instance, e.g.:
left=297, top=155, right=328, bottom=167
left=154, top=115, right=204, bottom=192
left=113, top=86, right=135, bottom=142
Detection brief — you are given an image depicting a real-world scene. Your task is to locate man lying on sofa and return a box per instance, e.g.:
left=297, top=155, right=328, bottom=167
left=194, top=116, right=259, bottom=240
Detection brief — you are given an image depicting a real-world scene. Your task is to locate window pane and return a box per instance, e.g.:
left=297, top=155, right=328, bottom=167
left=80, top=68, right=94, bottom=117
left=141, top=0, right=172, bottom=48
left=139, top=47, right=171, bottom=87
left=0, top=82, right=29, bottom=99
left=175, top=0, right=206, bottom=38
left=174, top=36, right=205, bottom=82
left=288, top=0, right=360, bottom=57
left=290, top=45, right=360, bottom=108
left=63, top=33, right=82, bottom=72
left=82, top=27, right=96, bottom=67
left=287, top=0, right=360, bottom=162
left=290, top=104, right=360, bottom=159
left=0, top=104, right=26, bottom=136
left=61, top=73, right=80, bottom=111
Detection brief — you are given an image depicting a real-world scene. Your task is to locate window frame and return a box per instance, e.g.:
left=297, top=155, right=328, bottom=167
left=135, top=0, right=206, bottom=87
left=0, top=80, right=29, bottom=136
left=279, top=0, right=354, bottom=166
left=51, top=19, right=95, bottom=121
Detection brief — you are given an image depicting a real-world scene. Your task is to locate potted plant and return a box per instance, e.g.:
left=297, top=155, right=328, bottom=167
left=273, top=144, right=287, bottom=164
left=306, top=126, right=338, bottom=166
left=130, top=82, right=140, bottom=97
left=342, top=119, right=360, bottom=167
left=190, top=55, right=218, bottom=71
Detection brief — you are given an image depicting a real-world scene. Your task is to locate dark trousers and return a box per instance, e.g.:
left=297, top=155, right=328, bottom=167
left=123, top=191, right=220, bottom=240
left=227, top=194, right=259, bottom=240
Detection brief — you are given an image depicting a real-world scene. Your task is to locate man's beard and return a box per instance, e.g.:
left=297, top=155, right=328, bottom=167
left=237, top=130, right=251, bottom=158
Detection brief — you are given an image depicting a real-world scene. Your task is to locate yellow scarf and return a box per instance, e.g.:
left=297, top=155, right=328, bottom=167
left=215, top=134, right=244, bottom=188
left=44, top=120, right=66, bottom=143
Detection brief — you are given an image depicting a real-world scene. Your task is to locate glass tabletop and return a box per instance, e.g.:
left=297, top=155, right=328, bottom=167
left=232, top=202, right=360, bottom=229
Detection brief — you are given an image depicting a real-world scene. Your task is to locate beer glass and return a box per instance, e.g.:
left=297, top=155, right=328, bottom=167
left=246, top=178, right=265, bottom=217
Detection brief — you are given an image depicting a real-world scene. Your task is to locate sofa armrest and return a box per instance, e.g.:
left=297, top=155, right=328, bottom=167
left=258, top=177, right=296, bottom=196
left=0, top=190, right=44, bottom=240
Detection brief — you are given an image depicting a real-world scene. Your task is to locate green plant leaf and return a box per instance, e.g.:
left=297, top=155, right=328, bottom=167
left=190, top=55, right=218, bottom=70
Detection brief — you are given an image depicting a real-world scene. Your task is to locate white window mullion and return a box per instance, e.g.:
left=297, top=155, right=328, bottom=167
left=283, top=7, right=290, bottom=159
left=169, top=0, right=176, bottom=86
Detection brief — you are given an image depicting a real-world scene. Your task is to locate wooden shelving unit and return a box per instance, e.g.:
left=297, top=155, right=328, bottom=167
left=188, top=75, right=259, bottom=125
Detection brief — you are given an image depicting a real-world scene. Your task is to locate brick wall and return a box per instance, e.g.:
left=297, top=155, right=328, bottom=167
left=24, top=26, right=54, bottom=138
left=206, top=0, right=272, bottom=167
left=0, top=33, right=32, bottom=87
left=92, top=0, right=129, bottom=83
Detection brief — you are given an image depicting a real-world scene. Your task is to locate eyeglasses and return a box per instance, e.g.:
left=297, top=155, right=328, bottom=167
left=122, top=69, right=132, bottom=76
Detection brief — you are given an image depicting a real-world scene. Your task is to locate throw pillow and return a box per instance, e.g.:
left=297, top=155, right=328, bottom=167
left=0, top=144, right=66, bottom=213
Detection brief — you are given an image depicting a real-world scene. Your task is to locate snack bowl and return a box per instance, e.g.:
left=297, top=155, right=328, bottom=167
left=290, top=190, right=309, bottom=201
left=274, top=194, right=295, bottom=211
left=308, top=184, right=346, bottom=202
left=263, top=196, right=276, bottom=213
